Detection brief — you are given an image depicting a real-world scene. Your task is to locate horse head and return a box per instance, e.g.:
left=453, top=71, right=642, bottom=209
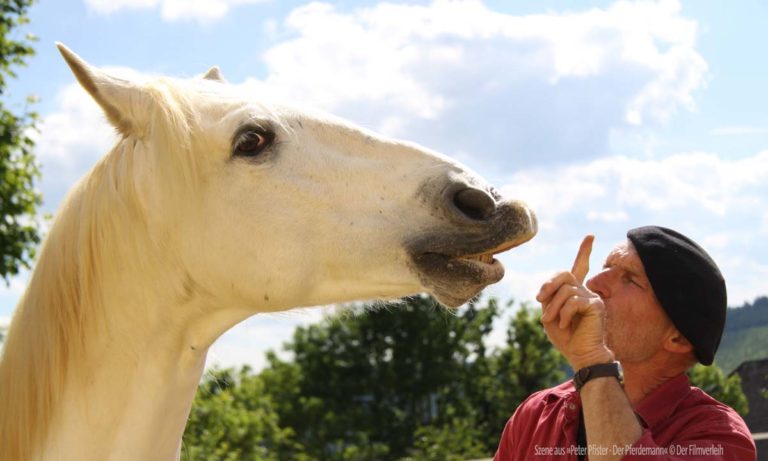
left=57, top=43, right=536, bottom=311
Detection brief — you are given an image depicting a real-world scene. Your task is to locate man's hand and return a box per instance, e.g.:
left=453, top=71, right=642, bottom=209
left=537, top=235, right=614, bottom=370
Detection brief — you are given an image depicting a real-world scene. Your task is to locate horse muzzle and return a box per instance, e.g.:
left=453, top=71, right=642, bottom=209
left=406, top=195, right=537, bottom=308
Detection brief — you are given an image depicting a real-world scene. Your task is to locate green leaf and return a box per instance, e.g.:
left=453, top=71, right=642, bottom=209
left=0, top=0, right=43, bottom=283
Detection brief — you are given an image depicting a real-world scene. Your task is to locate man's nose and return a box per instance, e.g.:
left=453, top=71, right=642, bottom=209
left=586, top=271, right=608, bottom=299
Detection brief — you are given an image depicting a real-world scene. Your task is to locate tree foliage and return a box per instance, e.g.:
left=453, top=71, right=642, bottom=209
left=182, top=367, right=304, bottom=461
left=480, top=301, right=567, bottom=449
left=688, top=363, right=749, bottom=417
left=403, top=406, right=486, bottom=461
left=259, top=296, right=502, bottom=460
left=0, top=0, right=42, bottom=283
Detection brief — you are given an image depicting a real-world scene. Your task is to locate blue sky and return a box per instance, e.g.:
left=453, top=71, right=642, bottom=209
left=2, top=0, right=767, bottom=369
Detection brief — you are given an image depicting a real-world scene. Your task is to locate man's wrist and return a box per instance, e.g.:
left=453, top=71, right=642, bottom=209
left=570, top=347, right=615, bottom=371
left=573, top=361, right=624, bottom=391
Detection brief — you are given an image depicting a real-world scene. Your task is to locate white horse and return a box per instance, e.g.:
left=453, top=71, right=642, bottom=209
left=0, top=44, right=537, bottom=460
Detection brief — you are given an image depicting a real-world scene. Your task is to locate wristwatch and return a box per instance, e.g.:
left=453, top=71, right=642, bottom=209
left=573, top=361, right=624, bottom=391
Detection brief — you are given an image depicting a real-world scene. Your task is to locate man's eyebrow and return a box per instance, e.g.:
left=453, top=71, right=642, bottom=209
left=603, top=255, right=646, bottom=278
left=623, top=266, right=644, bottom=278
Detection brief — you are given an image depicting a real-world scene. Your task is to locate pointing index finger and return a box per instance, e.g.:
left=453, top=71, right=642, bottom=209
left=571, top=234, right=594, bottom=284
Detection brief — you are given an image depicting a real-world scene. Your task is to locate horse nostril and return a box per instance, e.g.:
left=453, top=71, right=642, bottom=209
left=452, top=187, right=496, bottom=221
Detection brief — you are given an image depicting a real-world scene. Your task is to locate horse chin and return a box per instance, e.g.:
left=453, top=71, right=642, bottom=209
left=414, top=254, right=506, bottom=308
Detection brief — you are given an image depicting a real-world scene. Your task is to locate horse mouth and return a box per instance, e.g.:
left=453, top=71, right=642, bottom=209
left=457, top=238, right=527, bottom=266
left=407, top=205, right=537, bottom=308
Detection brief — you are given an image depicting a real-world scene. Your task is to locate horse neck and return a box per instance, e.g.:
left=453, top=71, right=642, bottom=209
left=0, top=156, right=244, bottom=461
left=43, top=292, right=210, bottom=461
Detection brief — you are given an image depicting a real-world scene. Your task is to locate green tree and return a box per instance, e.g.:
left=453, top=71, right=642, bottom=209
left=0, top=0, right=42, bottom=283
left=473, top=303, right=567, bottom=450
left=182, top=366, right=304, bottom=461
left=256, top=297, right=567, bottom=460
left=259, top=296, right=503, bottom=461
left=688, top=363, right=749, bottom=417
left=403, top=406, right=487, bottom=461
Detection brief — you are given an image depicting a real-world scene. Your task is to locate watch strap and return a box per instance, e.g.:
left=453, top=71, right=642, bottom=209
left=573, top=362, right=623, bottom=391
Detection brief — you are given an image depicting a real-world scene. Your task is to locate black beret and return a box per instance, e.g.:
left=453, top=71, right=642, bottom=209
left=626, top=226, right=726, bottom=365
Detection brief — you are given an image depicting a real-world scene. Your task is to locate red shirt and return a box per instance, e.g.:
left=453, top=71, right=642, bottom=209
left=493, top=374, right=755, bottom=460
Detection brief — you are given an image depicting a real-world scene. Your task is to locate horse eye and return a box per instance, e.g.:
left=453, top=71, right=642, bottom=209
left=234, top=129, right=273, bottom=157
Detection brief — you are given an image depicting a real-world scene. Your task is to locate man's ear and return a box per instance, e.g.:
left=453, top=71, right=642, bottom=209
left=665, top=330, right=694, bottom=354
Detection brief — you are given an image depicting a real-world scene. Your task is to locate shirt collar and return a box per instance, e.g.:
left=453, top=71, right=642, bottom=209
left=633, top=373, right=692, bottom=428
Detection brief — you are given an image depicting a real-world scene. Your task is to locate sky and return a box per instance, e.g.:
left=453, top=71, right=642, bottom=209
left=1, top=0, right=767, bottom=370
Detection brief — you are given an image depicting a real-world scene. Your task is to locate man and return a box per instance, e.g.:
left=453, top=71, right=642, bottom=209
left=494, top=226, right=756, bottom=461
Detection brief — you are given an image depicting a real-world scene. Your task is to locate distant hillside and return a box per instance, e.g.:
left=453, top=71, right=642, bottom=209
left=724, top=296, right=768, bottom=332
left=716, top=296, right=768, bottom=373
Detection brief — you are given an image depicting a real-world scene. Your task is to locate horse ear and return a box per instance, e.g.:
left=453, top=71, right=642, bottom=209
left=202, top=66, right=226, bottom=83
left=56, top=42, right=149, bottom=137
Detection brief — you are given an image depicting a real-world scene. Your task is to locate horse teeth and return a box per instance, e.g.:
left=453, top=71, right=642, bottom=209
left=462, top=253, right=493, bottom=264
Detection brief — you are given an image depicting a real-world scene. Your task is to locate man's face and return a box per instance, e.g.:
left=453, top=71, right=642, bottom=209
left=585, top=240, right=673, bottom=363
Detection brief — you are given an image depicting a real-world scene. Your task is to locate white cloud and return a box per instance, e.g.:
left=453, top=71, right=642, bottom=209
left=587, top=210, right=630, bottom=223
left=243, top=0, right=706, bottom=168
left=206, top=307, right=332, bottom=370
left=497, top=150, right=768, bottom=306
left=501, top=150, right=768, bottom=225
left=85, top=0, right=156, bottom=14
left=710, top=126, right=768, bottom=136
left=84, top=0, right=269, bottom=23
left=718, top=257, right=768, bottom=306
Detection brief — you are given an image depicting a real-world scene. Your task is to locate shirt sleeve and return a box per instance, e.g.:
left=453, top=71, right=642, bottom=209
left=619, top=427, right=756, bottom=461
left=493, top=415, right=517, bottom=461
left=493, top=391, right=546, bottom=461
